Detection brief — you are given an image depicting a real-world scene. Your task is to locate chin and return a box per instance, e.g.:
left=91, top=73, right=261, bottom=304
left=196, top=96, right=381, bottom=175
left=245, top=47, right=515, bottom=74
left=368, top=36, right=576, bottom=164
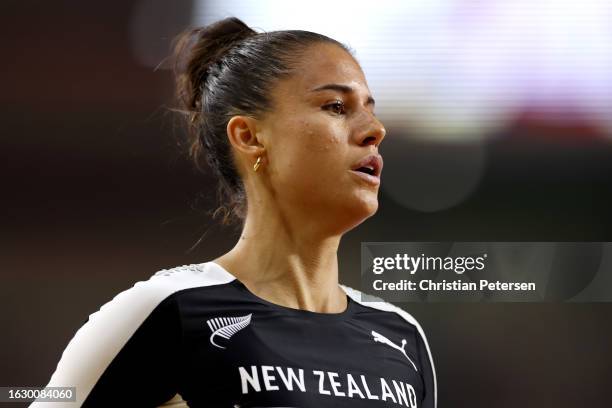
left=335, top=197, right=379, bottom=232
left=353, top=190, right=380, bottom=215
left=361, top=199, right=379, bottom=218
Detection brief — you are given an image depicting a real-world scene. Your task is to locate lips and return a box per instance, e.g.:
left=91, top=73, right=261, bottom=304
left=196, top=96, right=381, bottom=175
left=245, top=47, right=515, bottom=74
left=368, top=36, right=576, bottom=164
left=351, top=154, right=383, bottom=178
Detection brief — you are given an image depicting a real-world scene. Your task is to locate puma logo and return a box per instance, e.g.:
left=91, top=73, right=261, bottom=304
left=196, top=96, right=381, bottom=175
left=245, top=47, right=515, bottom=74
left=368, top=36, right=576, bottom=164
left=371, top=330, right=418, bottom=372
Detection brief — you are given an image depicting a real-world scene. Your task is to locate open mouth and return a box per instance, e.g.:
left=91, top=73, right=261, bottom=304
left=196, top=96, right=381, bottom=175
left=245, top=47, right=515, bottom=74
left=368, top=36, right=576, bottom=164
left=351, top=154, right=383, bottom=178
left=354, top=166, right=376, bottom=176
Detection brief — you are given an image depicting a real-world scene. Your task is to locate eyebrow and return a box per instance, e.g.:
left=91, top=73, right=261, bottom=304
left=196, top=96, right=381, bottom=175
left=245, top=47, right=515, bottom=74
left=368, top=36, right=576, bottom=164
left=310, top=83, right=375, bottom=107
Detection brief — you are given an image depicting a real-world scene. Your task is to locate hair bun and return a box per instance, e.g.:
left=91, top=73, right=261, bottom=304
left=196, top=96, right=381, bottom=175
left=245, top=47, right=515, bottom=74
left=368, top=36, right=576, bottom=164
left=172, top=17, right=256, bottom=113
left=194, top=17, right=256, bottom=67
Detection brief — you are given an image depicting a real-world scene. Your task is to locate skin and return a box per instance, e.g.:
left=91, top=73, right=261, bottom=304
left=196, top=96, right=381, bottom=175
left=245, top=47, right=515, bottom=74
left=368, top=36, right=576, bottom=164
left=213, top=42, right=386, bottom=313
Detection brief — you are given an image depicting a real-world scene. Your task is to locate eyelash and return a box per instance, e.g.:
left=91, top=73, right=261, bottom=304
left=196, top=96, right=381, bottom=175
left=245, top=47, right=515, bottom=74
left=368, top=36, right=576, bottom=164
left=322, top=100, right=346, bottom=115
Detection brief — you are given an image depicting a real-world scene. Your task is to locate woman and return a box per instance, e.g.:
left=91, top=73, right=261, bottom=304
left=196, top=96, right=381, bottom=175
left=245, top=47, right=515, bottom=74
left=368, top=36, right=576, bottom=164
left=34, top=17, right=436, bottom=408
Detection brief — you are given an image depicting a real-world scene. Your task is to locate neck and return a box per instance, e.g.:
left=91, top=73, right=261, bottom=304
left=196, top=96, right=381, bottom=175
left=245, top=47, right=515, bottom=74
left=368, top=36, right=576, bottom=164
left=213, top=198, right=347, bottom=314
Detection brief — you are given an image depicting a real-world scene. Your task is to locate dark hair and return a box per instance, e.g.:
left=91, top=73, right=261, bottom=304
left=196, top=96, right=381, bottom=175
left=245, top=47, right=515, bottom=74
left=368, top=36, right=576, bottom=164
left=171, top=17, right=352, bottom=226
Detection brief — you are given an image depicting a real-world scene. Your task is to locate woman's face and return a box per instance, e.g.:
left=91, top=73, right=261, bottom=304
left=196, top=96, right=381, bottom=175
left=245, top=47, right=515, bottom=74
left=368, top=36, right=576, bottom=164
left=257, top=42, right=386, bottom=233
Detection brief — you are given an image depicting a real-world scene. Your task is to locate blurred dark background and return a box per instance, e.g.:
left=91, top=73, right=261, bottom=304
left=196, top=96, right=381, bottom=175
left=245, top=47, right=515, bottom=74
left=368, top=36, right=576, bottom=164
left=2, top=1, right=611, bottom=407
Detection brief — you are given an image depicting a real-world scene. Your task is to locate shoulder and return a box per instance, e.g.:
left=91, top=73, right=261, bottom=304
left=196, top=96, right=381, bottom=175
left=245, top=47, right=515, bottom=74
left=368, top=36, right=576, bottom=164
left=99, top=262, right=235, bottom=313
left=39, top=262, right=235, bottom=404
left=80, top=262, right=236, bottom=333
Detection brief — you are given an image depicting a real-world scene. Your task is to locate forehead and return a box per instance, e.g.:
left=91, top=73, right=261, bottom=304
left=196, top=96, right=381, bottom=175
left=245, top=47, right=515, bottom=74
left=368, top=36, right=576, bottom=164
left=278, top=42, right=369, bottom=98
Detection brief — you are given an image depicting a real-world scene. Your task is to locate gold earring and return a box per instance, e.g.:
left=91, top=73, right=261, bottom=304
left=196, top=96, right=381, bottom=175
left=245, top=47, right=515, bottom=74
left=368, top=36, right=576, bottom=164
left=253, top=156, right=262, bottom=172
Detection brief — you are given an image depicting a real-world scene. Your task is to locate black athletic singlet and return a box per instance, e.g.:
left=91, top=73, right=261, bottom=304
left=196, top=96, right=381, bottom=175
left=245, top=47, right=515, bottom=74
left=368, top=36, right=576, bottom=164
left=32, top=261, right=437, bottom=408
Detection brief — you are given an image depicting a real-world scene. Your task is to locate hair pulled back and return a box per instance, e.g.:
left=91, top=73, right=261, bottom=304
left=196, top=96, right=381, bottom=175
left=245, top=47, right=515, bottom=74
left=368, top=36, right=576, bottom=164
left=171, top=17, right=351, bottom=226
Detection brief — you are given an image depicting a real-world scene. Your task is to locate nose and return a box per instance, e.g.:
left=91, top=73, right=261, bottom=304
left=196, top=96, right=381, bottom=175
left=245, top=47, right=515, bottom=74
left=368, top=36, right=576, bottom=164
left=356, top=112, right=386, bottom=147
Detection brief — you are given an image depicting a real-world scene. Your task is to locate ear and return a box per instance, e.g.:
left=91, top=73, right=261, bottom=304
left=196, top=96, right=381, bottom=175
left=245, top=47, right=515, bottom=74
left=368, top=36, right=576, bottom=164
left=226, top=115, right=264, bottom=158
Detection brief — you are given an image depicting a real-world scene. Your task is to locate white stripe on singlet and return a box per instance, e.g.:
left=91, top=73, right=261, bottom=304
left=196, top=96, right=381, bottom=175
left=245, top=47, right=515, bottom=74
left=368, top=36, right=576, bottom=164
left=31, top=263, right=236, bottom=407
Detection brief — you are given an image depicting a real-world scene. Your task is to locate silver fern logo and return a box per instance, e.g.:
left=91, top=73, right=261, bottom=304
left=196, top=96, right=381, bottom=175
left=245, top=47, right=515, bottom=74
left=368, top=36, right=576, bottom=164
left=207, top=313, right=253, bottom=349
left=371, top=330, right=419, bottom=372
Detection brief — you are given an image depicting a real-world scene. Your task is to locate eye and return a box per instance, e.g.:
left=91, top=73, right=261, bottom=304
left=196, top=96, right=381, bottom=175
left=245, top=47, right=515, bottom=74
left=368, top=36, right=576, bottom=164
left=322, top=100, right=346, bottom=115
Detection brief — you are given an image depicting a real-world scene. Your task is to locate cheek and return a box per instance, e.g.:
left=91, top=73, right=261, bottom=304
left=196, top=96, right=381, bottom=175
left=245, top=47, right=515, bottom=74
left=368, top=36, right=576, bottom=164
left=297, top=120, right=345, bottom=179
left=295, top=117, right=343, bottom=154
left=275, top=119, right=347, bottom=189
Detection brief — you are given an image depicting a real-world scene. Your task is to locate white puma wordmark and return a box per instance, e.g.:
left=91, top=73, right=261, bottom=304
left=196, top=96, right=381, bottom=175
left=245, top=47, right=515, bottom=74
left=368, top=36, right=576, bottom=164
left=371, top=330, right=418, bottom=372
left=207, top=313, right=253, bottom=349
